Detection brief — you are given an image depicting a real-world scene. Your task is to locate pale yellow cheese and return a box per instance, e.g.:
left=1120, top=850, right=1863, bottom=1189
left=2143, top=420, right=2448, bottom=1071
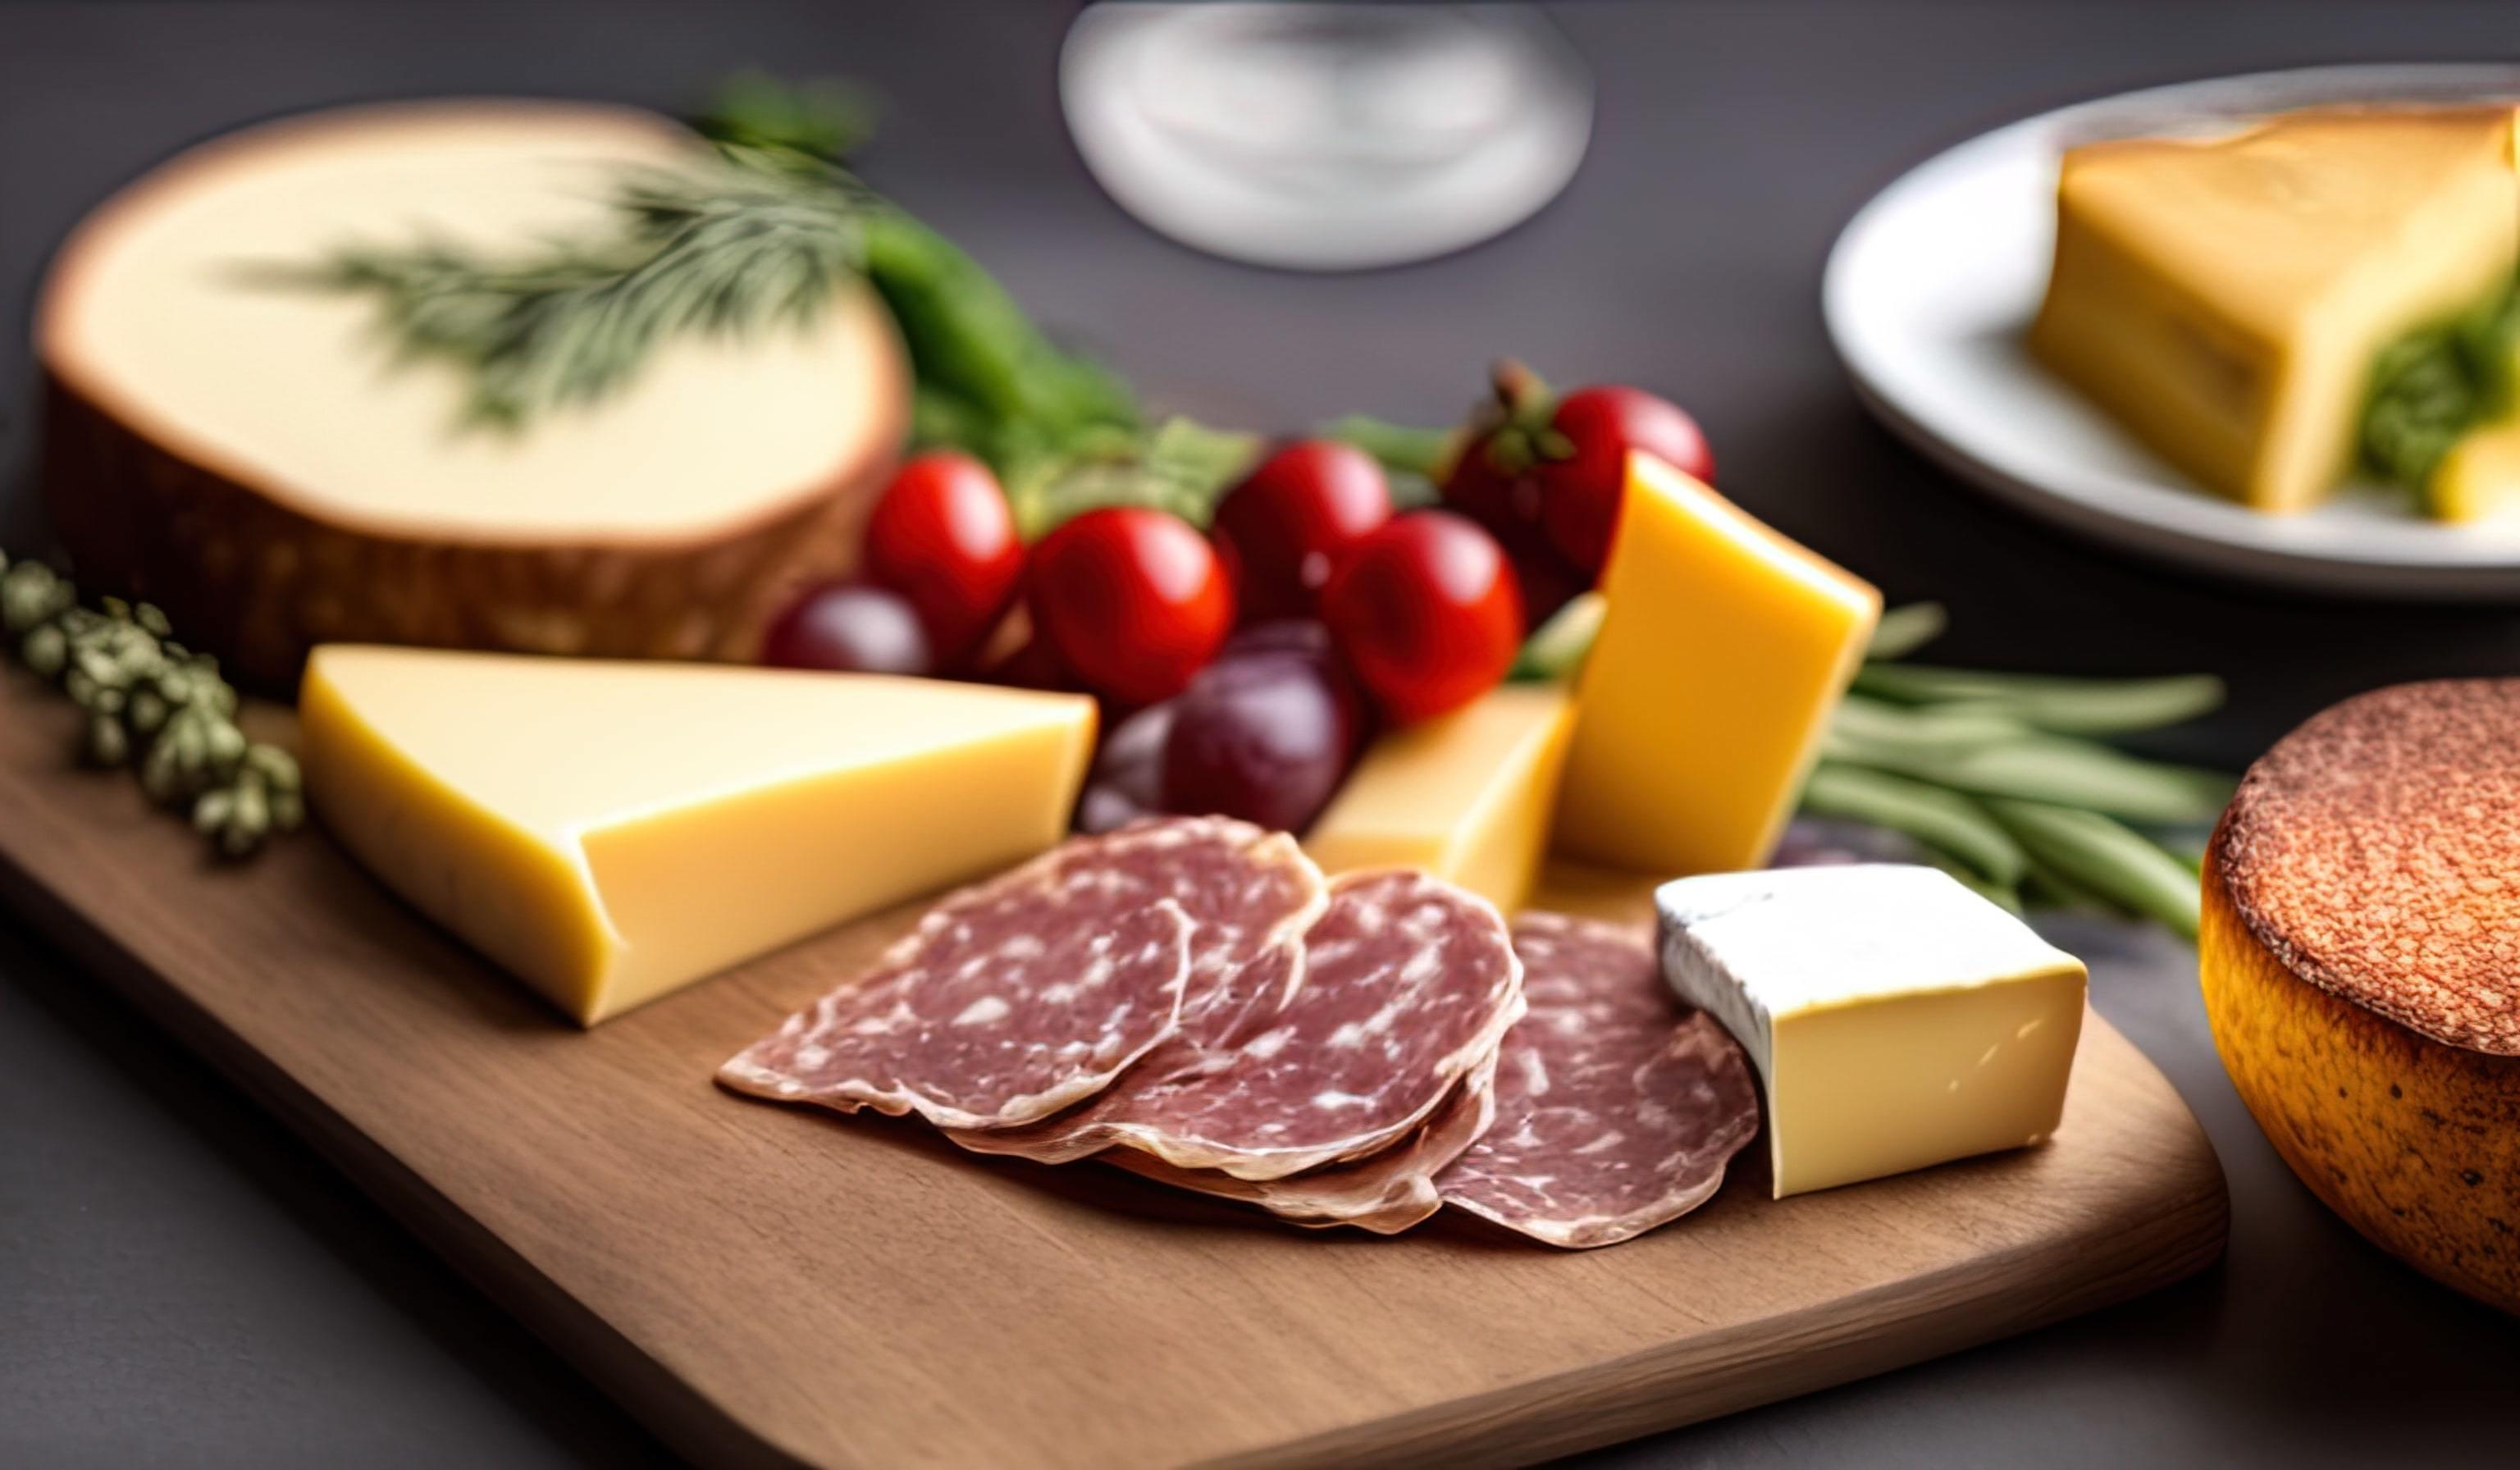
left=2430, top=415, right=2520, bottom=523
left=300, top=646, right=1096, bottom=1024
left=42, top=100, right=902, bottom=541
left=1659, top=865, right=2087, bottom=1198
left=2029, top=107, right=2520, bottom=512
left=1553, top=454, right=1878, bottom=876
left=1303, top=684, right=1573, bottom=913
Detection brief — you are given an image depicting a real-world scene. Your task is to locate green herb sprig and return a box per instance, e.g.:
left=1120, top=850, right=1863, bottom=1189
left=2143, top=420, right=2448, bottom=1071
left=0, top=550, right=302, bottom=858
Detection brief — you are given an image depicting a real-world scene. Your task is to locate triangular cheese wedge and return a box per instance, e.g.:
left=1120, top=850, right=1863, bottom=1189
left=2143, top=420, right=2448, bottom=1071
left=2031, top=107, right=2520, bottom=511
left=301, top=646, right=1096, bottom=1024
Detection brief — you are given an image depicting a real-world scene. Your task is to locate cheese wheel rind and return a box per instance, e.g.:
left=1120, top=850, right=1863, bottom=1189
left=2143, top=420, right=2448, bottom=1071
left=36, top=99, right=909, bottom=686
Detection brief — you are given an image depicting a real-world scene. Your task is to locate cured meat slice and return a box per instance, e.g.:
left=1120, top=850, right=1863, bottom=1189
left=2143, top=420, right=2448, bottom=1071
left=1037, top=868, right=1522, bottom=1182
left=1438, top=912, right=1760, bottom=1249
left=717, top=833, right=1212, bottom=1130
left=1109, top=1055, right=1500, bottom=1235
left=948, top=819, right=1328, bottom=1164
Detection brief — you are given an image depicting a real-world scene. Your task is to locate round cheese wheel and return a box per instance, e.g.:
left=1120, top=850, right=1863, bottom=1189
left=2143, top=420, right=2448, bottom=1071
left=37, top=99, right=909, bottom=687
left=2203, top=678, right=2520, bottom=1316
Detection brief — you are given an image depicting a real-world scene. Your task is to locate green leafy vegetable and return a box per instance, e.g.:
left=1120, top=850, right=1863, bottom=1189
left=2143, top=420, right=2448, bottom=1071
left=2362, top=285, right=2520, bottom=494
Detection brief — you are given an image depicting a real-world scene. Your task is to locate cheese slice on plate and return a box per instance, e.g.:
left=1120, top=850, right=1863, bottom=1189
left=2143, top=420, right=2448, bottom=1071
left=1303, top=682, right=1574, bottom=913
left=300, top=646, right=1096, bottom=1025
left=1657, top=864, right=2086, bottom=1198
left=2029, top=106, right=2520, bottom=513
left=38, top=100, right=908, bottom=686
left=1552, top=454, right=1878, bottom=877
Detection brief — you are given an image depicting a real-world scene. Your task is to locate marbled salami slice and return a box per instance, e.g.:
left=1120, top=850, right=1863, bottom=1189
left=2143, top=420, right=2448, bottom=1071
left=716, top=829, right=1214, bottom=1130
left=1109, top=1055, right=1500, bottom=1234
left=1437, top=912, right=1760, bottom=1249
left=949, top=820, right=1329, bottom=1164
left=1070, top=868, right=1523, bottom=1182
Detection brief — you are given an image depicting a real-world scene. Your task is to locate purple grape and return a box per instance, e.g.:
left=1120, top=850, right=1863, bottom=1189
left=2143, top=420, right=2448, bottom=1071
left=1093, top=699, right=1177, bottom=811
left=761, top=582, right=933, bottom=675
left=1222, top=619, right=1336, bottom=661
left=1075, top=783, right=1155, bottom=835
left=1160, top=647, right=1364, bottom=833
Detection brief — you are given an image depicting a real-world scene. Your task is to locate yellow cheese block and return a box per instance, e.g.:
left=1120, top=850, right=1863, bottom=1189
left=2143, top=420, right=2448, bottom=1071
left=1659, top=865, right=2088, bottom=1198
left=2428, top=414, right=2520, bottom=523
left=300, top=646, right=1096, bottom=1025
left=1553, top=455, right=1879, bottom=876
left=1303, top=683, right=1574, bottom=913
left=2029, top=107, right=2520, bottom=513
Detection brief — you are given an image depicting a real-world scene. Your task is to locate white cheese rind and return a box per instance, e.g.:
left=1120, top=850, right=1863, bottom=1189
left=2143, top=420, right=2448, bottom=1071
left=1656, top=864, right=2089, bottom=1197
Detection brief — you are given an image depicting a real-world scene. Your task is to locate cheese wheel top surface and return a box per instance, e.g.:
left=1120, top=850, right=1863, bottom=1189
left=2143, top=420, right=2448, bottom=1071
left=2215, top=678, right=2520, bottom=1055
left=39, top=99, right=903, bottom=544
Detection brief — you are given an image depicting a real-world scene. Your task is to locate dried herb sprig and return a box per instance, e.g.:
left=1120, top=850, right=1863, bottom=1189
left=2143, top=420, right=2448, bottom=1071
left=0, top=549, right=302, bottom=858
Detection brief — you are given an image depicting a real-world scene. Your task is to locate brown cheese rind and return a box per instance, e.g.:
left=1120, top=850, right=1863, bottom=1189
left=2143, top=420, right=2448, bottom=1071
left=2216, top=678, right=2520, bottom=1056
left=41, top=372, right=899, bottom=689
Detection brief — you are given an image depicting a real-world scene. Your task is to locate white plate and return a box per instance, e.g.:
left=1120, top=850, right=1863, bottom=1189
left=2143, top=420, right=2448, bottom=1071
left=1823, top=64, right=2520, bottom=600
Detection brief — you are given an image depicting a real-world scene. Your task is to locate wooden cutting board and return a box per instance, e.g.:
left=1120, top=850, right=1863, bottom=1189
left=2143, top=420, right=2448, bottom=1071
left=0, top=673, right=2227, bottom=1469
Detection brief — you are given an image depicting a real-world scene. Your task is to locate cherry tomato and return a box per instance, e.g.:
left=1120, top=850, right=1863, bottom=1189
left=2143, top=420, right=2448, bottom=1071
left=1027, top=507, right=1235, bottom=705
left=1319, top=512, right=1522, bottom=724
left=1536, top=386, right=1713, bottom=575
left=1210, top=440, right=1391, bottom=623
left=760, top=581, right=934, bottom=676
left=862, top=451, right=1024, bottom=665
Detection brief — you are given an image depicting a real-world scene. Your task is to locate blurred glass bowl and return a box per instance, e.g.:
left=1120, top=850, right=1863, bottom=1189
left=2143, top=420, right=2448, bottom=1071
left=1061, top=2, right=1594, bottom=271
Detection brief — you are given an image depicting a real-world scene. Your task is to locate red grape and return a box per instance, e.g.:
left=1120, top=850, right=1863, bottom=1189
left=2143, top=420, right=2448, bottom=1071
left=1211, top=441, right=1391, bottom=623
left=1027, top=508, right=1235, bottom=705
left=1320, top=512, right=1522, bottom=724
left=760, top=582, right=934, bottom=675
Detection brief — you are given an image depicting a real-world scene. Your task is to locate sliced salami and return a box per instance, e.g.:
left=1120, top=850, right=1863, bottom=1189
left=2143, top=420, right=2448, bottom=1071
left=949, top=819, right=1328, bottom=1164
left=1039, top=868, right=1523, bottom=1183
left=1109, top=1054, right=1500, bottom=1235
left=1437, top=912, right=1760, bottom=1249
left=716, top=828, right=1220, bottom=1130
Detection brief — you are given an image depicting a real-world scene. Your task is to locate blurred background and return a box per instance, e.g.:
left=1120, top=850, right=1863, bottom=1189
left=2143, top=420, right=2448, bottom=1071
left=4, top=4, right=2518, bottom=1468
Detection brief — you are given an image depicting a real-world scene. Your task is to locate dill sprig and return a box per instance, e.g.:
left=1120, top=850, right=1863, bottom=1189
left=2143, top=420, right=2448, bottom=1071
left=283, top=156, right=875, bottom=427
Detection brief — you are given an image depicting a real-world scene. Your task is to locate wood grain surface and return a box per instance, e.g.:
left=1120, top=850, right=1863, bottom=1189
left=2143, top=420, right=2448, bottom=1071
left=0, top=670, right=2228, bottom=1469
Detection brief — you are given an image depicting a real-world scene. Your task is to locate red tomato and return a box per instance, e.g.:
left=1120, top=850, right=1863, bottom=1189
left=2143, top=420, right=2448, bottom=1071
left=1319, top=512, right=1523, bottom=724
left=1027, top=508, right=1235, bottom=705
left=1536, top=386, right=1713, bottom=575
left=1210, top=440, right=1392, bottom=623
left=862, top=451, right=1024, bottom=664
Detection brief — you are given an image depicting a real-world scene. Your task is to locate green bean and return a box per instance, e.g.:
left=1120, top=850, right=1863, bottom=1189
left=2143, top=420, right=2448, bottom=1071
left=1825, top=692, right=2033, bottom=756
left=1509, top=593, right=1605, bottom=682
left=1826, top=733, right=2235, bottom=824
left=1864, top=602, right=1947, bottom=662
left=1982, top=798, right=2202, bottom=938
left=1853, top=664, right=2226, bottom=733
left=1800, top=760, right=2027, bottom=885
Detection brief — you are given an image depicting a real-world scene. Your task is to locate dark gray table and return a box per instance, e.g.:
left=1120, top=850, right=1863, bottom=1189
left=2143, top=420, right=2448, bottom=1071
left=4, top=3, right=2517, bottom=1466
